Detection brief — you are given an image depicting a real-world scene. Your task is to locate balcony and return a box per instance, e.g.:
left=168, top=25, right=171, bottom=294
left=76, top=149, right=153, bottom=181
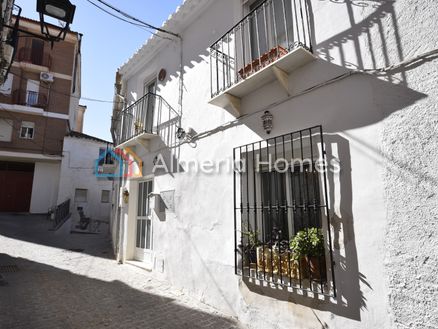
left=17, top=47, right=52, bottom=69
left=209, top=0, right=315, bottom=116
left=114, top=93, right=180, bottom=148
left=12, top=89, right=48, bottom=109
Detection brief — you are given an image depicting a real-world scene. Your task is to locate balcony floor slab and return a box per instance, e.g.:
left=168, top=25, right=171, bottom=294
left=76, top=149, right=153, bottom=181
left=209, top=47, right=315, bottom=116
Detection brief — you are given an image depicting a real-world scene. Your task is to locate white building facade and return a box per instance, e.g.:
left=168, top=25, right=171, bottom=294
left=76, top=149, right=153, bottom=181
left=57, top=131, right=113, bottom=227
left=110, top=0, right=438, bottom=328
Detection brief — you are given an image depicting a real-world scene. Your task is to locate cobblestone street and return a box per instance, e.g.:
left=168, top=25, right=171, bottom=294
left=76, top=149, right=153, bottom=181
left=0, top=214, right=243, bottom=329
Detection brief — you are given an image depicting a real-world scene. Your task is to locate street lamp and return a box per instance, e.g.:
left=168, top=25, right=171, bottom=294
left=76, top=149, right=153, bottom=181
left=36, top=0, right=76, bottom=42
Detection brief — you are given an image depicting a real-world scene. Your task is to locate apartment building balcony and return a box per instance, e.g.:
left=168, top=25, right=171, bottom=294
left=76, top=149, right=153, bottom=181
left=114, top=93, right=180, bottom=149
left=0, top=89, right=48, bottom=109
left=13, top=89, right=48, bottom=108
left=16, top=47, right=52, bottom=71
left=209, top=0, right=315, bottom=116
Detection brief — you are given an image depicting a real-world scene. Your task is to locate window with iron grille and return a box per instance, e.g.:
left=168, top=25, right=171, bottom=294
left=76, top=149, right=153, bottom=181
left=233, top=125, right=336, bottom=296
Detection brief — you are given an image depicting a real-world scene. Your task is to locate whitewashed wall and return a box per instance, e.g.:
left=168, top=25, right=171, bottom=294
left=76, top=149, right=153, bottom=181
left=30, top=161, right=61, bottom=213
left=116, top=0, right=438, bottom=328
left=58, top=136, right=113, bottom=224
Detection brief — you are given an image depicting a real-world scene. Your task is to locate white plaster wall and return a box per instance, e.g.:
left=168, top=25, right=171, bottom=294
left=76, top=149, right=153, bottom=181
left=58, top=137, right=113, bottom=223
left=116, top=0, right=438, bottom=328
left=30, top=161, right=61, bottom=214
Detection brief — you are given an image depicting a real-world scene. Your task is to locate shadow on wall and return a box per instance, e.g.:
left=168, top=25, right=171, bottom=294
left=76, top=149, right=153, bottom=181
left=310, top=0, right=407, bottom=85
left=228, top=0, right=427, bottom=324
left=242, top=134, right=366, bottom=323
left=0, top=253, right=240, bottom=328
left=236, top=51, right=425, bottom=325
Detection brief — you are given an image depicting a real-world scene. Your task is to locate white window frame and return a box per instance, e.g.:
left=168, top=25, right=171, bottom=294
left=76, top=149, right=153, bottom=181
left=19, top=121, right=35, bottom=140
left=101, top=190, right=111, bottom=203
left=74, top=188, right=88, bottom=203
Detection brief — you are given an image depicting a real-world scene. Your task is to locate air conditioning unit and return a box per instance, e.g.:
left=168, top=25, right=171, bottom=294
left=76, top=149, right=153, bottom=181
left=40, top=72, right=54, bottom=83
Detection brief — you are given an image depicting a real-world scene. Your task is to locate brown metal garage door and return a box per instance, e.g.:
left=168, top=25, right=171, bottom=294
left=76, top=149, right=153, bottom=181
left=0, top=162, right=35, bottom=212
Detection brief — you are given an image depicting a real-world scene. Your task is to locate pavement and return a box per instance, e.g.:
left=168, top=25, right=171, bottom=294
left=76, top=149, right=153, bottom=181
left=0, top=214, right=244, bottom=329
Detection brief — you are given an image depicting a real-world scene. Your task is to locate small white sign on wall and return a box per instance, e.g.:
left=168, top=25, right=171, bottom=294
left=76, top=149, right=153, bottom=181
left=160, top=190, right=175, bottom=212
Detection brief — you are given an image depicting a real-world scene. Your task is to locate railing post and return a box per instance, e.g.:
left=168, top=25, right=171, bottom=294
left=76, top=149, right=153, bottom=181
left=281, top=0, right=290, bottom=49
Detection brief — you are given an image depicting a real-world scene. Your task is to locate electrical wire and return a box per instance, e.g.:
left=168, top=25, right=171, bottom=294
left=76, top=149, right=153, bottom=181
left=93, top=0, right=180, bottom=39
left=7, top=70, right=121, bottom=104
left=84, top=0, right=156, bottom=33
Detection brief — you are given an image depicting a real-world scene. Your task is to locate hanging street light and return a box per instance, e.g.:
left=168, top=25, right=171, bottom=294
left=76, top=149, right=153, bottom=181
left=36, top=0, right=76, bottom=43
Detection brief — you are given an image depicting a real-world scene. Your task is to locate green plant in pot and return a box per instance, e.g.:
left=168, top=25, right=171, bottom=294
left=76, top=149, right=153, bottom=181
left=290, top=227, right=327, bottom=281
left=241, top=229, right=261, bottom=265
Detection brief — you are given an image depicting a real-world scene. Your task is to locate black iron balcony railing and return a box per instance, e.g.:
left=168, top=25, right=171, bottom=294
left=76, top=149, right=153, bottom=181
left=114, top=93, right=180, bottom=146
left=210, top=0, right=312, bottom=98
left=17, top=47, right=52, bottom=68
left=12, top=89, right=48, bottom=108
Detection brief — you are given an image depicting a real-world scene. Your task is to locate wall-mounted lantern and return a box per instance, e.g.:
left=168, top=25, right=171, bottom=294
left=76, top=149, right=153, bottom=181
left=176, top=127, right=186, bottom=140
left=1, top=1, right=76, bottom=82
left=261, top=110, right=273, bottom=134
left=36, top=0, right=76, bottom=42
left=122, top=189, right=129, bottom=204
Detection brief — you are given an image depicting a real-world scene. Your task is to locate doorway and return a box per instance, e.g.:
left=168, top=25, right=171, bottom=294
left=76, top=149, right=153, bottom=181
left=134, top=180, right=154, bottom=266
left=143, top=80, right=156, bottom=133
left=0, top=162, right=35, bottom=212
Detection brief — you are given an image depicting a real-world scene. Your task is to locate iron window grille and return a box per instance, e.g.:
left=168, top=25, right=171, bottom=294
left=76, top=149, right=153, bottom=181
left=233, top=125, right=336, bottom=297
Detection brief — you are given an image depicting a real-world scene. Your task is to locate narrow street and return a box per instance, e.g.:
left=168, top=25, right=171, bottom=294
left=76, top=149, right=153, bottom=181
left=0, top=214, right=243, bottom=329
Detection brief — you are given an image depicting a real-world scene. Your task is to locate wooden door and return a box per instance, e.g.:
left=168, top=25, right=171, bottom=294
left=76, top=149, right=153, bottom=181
left=0, top=162, right=34, bottom=212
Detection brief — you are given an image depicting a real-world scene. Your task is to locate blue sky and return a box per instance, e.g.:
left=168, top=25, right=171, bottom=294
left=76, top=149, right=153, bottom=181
left=15, top=0, right=183, bottom=141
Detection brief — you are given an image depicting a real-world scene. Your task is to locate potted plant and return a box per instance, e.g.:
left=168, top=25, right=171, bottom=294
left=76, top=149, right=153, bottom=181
left=134, top=121, right=143, bottom=134
left=290, top=227, right=327, bottom=281
left=241, top=228, right=261, bottom=265
left=256, top=229, right=291, bottom=277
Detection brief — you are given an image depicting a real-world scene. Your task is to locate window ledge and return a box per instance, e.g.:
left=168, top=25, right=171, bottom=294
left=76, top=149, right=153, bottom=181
left=209, top=46, right=315, bottom=116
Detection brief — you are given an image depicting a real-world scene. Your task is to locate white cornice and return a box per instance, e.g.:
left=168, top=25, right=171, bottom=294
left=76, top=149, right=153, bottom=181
left=0, top=150, right=62, bottom=162
left=0, top=103, right=69, bottom=120
left=11, top=62, right=72, bottom=80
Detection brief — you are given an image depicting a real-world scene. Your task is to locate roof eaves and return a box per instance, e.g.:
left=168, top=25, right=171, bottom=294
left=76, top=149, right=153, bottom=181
left=67, top=131, right=112, bottom=144
left=118, top=0, right=213, bottom=77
